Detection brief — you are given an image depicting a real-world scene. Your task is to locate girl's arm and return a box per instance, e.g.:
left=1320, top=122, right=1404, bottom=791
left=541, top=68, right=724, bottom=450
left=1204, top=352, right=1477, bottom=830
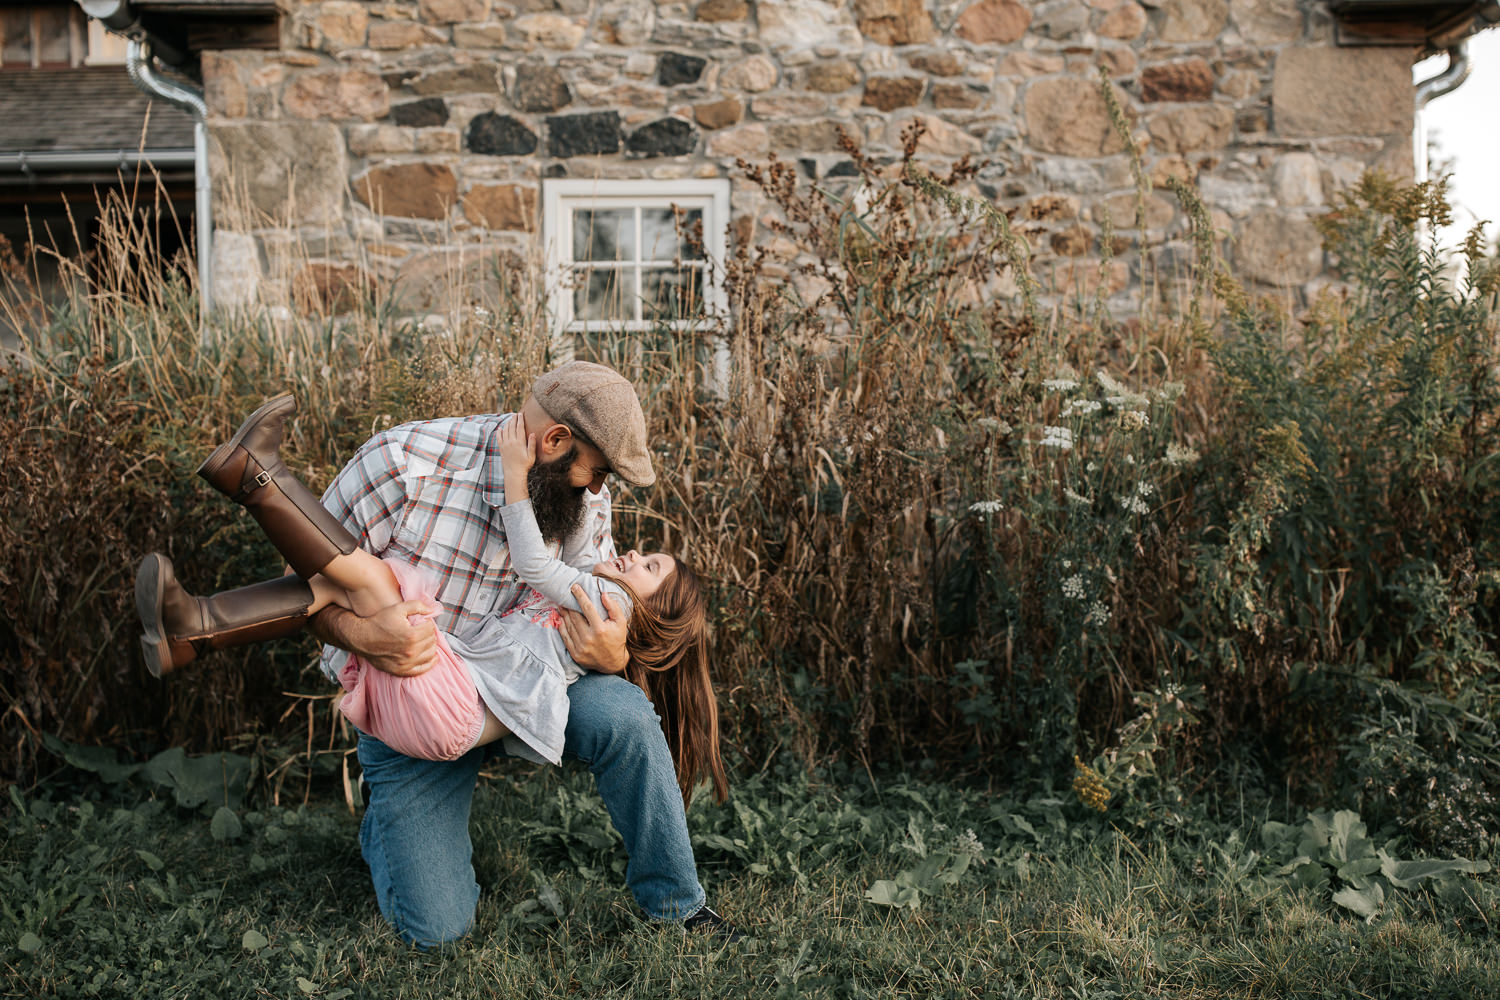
left=499, top=499, right=610, bottom=611
left=497, top=416, right=618, bottom=613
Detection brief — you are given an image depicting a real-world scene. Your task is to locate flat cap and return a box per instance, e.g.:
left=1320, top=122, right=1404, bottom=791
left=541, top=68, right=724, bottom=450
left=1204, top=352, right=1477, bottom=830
left=532, top=361, right=656, bottom=487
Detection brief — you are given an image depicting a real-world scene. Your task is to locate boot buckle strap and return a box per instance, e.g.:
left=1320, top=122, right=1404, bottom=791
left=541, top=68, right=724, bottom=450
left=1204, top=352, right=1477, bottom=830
left=232, top=470, right=274, bottom=503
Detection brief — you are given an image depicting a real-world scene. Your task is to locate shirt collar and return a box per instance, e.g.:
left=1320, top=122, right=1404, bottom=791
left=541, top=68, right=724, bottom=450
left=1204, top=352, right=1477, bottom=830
left=480, top=413, right=513, bottom=507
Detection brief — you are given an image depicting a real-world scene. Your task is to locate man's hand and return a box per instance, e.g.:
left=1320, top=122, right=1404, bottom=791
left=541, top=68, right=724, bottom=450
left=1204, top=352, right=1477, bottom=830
left=560, top=586, right=629, bottom=674
left=309, top=601, right=439, bottom=676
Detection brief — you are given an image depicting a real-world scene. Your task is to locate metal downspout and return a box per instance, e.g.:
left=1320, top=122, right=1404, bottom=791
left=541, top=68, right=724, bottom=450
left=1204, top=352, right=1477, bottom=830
left=1413, top=42, right=1473, bottom=183
left=125, top=38, right=213, bottom=317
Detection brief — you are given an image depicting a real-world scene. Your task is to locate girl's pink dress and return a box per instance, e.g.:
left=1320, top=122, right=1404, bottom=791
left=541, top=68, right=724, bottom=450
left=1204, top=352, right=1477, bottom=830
left=336, top=559, right=484, bottom=761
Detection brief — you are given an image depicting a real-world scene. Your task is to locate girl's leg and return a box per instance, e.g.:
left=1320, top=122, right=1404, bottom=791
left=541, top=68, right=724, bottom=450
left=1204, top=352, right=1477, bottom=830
left=197, top=393, right=358, bottom=580
left=305, top=548, right=403, bottom=618
left=476, top=711, right=510, bottom=745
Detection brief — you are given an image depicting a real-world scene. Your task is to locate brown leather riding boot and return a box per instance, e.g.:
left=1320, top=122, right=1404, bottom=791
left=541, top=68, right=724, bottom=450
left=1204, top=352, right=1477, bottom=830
left=135, top=552, right=315, bottom=677
left=196, top=392, right=358, bottom=579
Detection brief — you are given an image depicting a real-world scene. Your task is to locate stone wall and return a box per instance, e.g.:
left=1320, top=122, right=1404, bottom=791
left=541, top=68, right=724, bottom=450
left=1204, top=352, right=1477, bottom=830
left=200, top=0, right=1419, bottom=312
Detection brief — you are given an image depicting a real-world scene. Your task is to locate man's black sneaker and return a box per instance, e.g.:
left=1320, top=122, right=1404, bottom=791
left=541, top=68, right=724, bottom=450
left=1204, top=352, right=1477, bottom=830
left=683, top=904, right=745, bottom=943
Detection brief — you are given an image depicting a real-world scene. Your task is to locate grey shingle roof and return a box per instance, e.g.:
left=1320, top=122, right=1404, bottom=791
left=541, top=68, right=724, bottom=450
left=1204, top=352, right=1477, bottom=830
left=0, top=67, right=196, bottom=155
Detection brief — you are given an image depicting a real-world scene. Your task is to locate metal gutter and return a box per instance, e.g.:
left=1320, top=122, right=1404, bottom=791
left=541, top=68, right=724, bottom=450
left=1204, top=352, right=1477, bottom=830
left=72, top=1, right=213, bottom=314
left=1413, top=41, right=1473, bottom=182
left=126, top=37, right=213, bottom=316
left=0, top=149, right=196, bottom=173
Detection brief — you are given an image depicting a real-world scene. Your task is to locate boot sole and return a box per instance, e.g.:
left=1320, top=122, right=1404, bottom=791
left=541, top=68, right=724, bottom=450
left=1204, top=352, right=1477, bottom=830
left=135, top=553, right=174, bottom=679
left=196, top=392, right=297, bottom=485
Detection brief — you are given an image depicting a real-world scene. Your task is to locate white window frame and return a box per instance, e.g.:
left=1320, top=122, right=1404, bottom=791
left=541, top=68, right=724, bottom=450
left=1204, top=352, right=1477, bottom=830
left=542, top=178, right=730, bottom=385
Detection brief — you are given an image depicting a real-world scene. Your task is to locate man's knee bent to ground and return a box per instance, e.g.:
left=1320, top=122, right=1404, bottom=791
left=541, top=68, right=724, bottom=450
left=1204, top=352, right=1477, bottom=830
left=357, top=735, right=486, bottom=948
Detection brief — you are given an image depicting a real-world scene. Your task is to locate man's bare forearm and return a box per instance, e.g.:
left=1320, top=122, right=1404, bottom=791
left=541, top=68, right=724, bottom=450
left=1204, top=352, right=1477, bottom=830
left=307, top=604, right=358, bottom=652
left=309, top=600, right=440, bottom=676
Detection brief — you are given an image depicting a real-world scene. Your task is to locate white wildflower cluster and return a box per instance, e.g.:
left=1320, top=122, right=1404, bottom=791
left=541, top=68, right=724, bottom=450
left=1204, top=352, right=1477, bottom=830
left=1117, top=482, right=1153, bottom=516
left=1165, top=443, right=1200, bottom=467
left=1041, top=426, right=1074, bottom=450
left=1043, top=377, right=1080, bottom=392
left=1064, top=488, right=1092, bottom=507
left=969, top=500, right=1005, bottom=515
left=1096, top=371, right=1150, bottom=411
left=1119, top=409, right=1150, bottom=431
left=1062, top=574, right=1086, bottom=600
left=1085, top=601, right=1111, bottom=626
left=977, top=417, right=1012, bottom=435
left=1062, top=399, right=1103, bottom=418
left=1154, top=382, right=1186, bottom=403
left=953, top=828, right=986, bottom=860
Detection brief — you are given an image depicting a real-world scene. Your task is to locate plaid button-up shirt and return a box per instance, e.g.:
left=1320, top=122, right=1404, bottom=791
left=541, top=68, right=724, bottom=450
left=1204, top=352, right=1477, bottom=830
left=316, top=412, right=615, bottom=682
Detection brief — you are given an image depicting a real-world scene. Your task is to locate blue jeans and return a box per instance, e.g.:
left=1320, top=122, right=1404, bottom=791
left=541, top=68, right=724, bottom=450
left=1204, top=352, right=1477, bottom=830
left=355, top=670, right=706, bottom=947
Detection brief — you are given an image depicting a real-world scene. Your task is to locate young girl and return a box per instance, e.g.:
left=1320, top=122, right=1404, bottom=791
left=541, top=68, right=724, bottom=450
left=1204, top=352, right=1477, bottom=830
left=136, top=394, right=726, bottom=805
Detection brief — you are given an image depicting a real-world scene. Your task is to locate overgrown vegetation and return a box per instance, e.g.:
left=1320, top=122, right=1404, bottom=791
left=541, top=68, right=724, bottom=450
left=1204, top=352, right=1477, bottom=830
left=2, top=110, right=1498, bottom=872
left=4, top=759, right=1497, bottom=998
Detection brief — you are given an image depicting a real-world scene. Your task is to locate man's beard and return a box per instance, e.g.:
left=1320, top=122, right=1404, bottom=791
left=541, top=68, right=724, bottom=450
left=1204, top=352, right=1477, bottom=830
left=527, top=446, right=588, bottom=542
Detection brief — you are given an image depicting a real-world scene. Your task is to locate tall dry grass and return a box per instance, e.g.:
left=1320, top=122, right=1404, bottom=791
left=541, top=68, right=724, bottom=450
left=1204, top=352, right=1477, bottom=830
left=4, top=129, right=1498, bottom=852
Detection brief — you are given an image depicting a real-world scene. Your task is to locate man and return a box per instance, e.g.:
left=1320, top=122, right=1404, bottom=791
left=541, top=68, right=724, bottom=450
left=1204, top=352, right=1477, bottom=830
left=308, top=361, right=738, bottom=947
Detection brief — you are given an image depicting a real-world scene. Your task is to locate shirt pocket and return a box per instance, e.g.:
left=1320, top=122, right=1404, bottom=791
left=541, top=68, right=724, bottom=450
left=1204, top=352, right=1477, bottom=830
left=392, top=458, right=487, bottom=553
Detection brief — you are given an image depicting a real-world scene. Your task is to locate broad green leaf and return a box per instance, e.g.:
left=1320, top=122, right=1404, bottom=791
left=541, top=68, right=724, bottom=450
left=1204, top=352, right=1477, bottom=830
left=18, top=932, right=41, bottom=954
left=1260, top=821, right=1296, bottom=848
left=41, top=733, right=141, bottom=785
left=1289, top=861, right=1328, bottom=890
left=1381, top=854, right=1491, bottom=890
left=1301, top=810, right=1333, bottom=847
left=1332, top=880, right=1384, bottom=921
left=141, top=747, right=254, bottom=810
left=865, top=880, right=921, bottom=909
left=909, top=852, right=949, bottom=887
left=1337, top=856, right=1383, bottom=881
left=1274, top=855, right=1313, bottom=877
left=1328, top=811, right=1372, bottom=863
left=135, top=849, right=164, bottom=871
left=905, top=816, right=927, bottom=858
left=242, top=929, right=269, bottom=952
left=297, top=977, right=318, bottom=994
left=211, top=806, right=243, bottom=842
left=536, top=884, right=564, bottom=918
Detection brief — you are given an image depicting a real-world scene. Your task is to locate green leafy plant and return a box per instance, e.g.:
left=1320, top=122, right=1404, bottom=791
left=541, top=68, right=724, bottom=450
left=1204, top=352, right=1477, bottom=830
left=864, top=820, right=987, bottom=911
left=1260, top=809, right=1490, bottom=921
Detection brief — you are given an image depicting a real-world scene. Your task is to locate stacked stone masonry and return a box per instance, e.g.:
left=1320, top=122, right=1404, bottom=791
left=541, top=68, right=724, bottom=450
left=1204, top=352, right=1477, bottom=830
left=202, top=0, right=1419, bottom=311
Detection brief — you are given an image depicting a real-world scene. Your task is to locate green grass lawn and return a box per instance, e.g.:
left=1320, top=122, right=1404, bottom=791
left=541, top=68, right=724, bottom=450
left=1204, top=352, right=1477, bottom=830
left=4, top=759, right=1498, bottom=999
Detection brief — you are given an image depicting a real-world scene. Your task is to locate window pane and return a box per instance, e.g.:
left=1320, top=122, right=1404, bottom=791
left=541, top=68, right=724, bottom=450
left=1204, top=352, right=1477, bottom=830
left=573, top=267, right=635, bottom=323
left=1, top=12, right=32, bottom=66
left=572, top=209, right=634, bottom=264
left=641, top=266, right=705, bottom=322
left=640, top=207, right=705, bottom=261
left=37, top=8, right=71, bottom=65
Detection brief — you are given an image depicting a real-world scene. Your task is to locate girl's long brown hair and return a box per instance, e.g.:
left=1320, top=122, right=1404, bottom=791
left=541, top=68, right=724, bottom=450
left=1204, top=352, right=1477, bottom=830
left=604, top=558, right=727, bottom=807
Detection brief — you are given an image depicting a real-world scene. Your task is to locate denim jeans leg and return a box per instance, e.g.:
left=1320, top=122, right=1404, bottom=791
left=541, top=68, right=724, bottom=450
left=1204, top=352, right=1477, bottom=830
left=357, top=731, right=486, bottom=947
left=562, top=671, right=706, bottom=921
